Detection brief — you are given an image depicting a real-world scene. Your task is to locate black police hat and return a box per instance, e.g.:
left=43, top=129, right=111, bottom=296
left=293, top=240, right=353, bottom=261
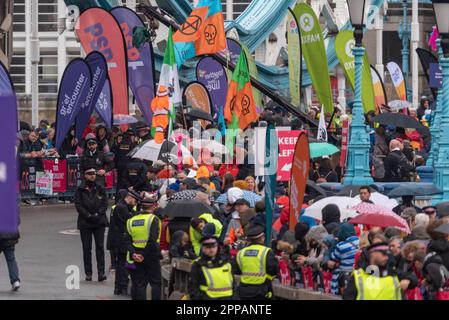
left=127, top=189, right=142, bottom=200
left=245, top=223, right=265, bottom=239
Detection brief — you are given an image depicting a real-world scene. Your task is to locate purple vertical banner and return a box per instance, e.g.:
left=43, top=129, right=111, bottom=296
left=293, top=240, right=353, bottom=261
left=196, top=57, right=228, bottom=119
left=111, top=7, right=156, bottom=125
left=0, top=95, right=18, bottom=232
left=95, top=78, right=113, bottom=128
left=0, top=61, right=14, bottom=96
left=75, top=51, right=108, bottom=140
left=56, top=58, right=92, bottom=150
left=223, top=38, right=241, bottom=64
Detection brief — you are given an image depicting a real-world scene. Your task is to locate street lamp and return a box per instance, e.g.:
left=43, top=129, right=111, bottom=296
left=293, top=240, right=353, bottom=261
left=398, top=0, right=411, bottom=101
left=432, top=0, right=449, bottom=202
left=343, top=0, right=374, bottom=186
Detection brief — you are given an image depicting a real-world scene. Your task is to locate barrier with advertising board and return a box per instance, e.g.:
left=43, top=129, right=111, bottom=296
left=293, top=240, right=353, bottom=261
left=20, top=157, right=116, bottom=199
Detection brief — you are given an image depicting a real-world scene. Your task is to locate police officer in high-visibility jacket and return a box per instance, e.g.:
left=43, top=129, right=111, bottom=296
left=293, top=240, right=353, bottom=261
left=189, top=229, right=234, bottom=300
left=107, top=189, right=140, bottom=296
left=124, top=197, right=162, bottom=300
left=343, top=242, right=412, bottom=300
left=234, top=224, right=279, bottom=300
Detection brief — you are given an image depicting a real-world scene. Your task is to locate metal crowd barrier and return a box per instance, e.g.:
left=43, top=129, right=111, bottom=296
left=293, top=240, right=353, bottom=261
left=19, top=156, right=116, bottom=201
left=162, top=258, right=341, bottom=300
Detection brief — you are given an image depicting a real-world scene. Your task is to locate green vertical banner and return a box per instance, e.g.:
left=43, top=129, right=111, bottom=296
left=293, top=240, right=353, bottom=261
left=335, top=30, right=375, bottom=113
left=293, top=3, right=333, bottom=114
left=287, top=9, right=301, bottom=107
left=264, top=124, right=278, bottom=247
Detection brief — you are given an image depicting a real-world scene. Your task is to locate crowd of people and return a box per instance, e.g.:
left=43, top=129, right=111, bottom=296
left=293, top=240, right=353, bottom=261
left=3, top=94, right=448, bottom=301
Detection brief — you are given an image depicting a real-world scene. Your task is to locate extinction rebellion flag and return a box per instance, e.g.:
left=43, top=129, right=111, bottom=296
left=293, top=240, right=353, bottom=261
left=173, top=0, right=226, bottom=66
left=224, top=52, right=258, bottom=130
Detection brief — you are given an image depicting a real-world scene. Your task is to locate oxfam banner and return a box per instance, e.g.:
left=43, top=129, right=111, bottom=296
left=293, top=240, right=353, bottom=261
left=293, top=3, right=333, bottom=114
left=287, top=9, right=301, bottom=107
left=335, top=30, right=375, bottom=112
left=55, top=59, right=92, bottom=150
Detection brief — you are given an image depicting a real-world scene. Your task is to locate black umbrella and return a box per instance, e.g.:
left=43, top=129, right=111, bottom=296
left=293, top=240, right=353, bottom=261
left=187, top=109, right=214, bottom=122
left=435, top=223, right=449, bottom=235
left=336, top=185, right=381, bottom=197
left=371, top=113, right=421, bottom=129
left=163, top=199, right=215, bottom=219
left=306, top=180, right=327, bottom=198
left=388, top=184, right=442, bottom=198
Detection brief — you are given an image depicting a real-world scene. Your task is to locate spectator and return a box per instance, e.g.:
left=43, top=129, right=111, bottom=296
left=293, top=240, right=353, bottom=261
left=169, top=230, right=195, bottom=260
left=329, top=223, right=359, bottom=295
left=321, top=204, right=341, bottom=235
left=427, top=220, right=449, bottom=270
left=384, top=139, right=415, bottom=182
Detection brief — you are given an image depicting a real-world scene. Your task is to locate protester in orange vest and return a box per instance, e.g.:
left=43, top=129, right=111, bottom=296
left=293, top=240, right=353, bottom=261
left=151, top=86, right=170, bottom=144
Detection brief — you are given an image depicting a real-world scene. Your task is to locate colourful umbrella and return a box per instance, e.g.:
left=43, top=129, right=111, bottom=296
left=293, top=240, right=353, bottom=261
left=351, top=202, right=410, bottom=234
left=309, top=142, right=340, bottom=159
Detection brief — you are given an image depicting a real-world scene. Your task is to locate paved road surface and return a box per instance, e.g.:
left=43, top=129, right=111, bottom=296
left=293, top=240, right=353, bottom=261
left=0, top=204, right=129, bottom=300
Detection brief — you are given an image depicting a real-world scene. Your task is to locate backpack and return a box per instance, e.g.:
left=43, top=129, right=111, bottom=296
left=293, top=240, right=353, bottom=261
left=395, top=152, right=415, bottom=182
left=372, top=154, right=385, bottom=180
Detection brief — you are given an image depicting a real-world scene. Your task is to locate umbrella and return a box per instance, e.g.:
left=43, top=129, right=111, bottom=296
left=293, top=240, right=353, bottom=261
left=191, top=139, right=230, bottom=155
left=387, top=100, right=413, bottom=111
left=353, top=193, right=398, bottom=209
left=388, top=184, right=442, bottom=198
left=336, top=185, right=381, bottom=197
left=163, top=199, right=215, bottom=219
left=128, top=139, right=196, bottom=165
left=215, top=190, right=262, bottom=208
left=309, top=142, right=340, bottom=159
left=187, top=109, right=214, bottom=122
left=306, top=180, right=327, bottom=198
left=303, top=196, right=359, bottom=221
left=435, top=223, right=449, bottom=235
left=169, top=190, right=198, bottom=202
left=351, top=202, right=410, bottom=234
left=371, top=113, right=421, bottom=129
left=113, top=114, right=138, bottom=125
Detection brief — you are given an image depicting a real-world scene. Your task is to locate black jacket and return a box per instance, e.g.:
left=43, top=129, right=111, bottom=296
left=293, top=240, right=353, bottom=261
left=0, top=229, right=20, bottom=249
left=422, top=253, right=449, bottom=295
left=428, top=239, right=449, bottom=271
left=74, top=182, right=109, bottom=229
left=107, top=200, right=135, bottom=252
left=384, top=150, right=415, bottom=182
left=189, top=255, right=235, bottom=300
left=80, top=149, right=110, bottom=173
left=123, top=160, right=148, bottom=192
left=169, top=230, right=196, bottom=260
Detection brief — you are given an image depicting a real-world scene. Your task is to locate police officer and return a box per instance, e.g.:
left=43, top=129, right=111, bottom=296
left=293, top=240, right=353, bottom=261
left=124, top=197, right=162, bottom=300
left=114, top=129, right=137, bottom=198
left=123, top=158, right=148, bottom=193
left=189, top=231, right=234, bottom=300
left=343, top=242, right=408, bottom=300
left=80, top=137, right=110, bottom=188
left=107, top=189, right=140, bottom=295
left=234, top=224, right=279, bottom=300
left=136, top=123, right=152, bottom=144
